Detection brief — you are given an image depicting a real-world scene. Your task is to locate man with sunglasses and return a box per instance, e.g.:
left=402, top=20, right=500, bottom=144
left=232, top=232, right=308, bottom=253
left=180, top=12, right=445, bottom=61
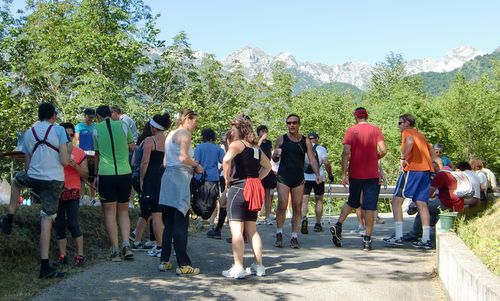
left=433, top=143, right=452, bottom=169
left=384, top=114, right=436, bottom=249
left=272, top=114, right=321, bottom=248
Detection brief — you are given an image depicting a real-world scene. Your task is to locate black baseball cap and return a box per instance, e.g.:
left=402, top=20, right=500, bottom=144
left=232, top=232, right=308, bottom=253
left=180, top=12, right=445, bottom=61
left=308, top=131, right=319, bottom=139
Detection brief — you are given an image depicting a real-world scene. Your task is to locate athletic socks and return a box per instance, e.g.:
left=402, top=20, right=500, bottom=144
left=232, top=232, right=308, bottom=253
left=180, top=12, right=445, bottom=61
left=422, top=226, right=431, bottom=242
left=395, top=221, right=403, bottom=239
left=276, top=228, right=283, bottom=234
left=291, top=232, right=298, bottom=238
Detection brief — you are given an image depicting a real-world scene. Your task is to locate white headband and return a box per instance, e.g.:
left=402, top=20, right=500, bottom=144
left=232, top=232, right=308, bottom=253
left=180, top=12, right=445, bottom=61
left=150, top=119, right=165, bottom=131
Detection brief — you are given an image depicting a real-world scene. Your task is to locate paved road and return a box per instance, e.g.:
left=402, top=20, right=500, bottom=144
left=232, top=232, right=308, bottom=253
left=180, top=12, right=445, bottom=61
left=31, top=214, right=444, bottom=301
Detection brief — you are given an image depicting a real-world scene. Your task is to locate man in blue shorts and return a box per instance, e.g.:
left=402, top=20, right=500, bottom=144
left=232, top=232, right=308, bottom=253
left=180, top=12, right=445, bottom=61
left=383, top=114, right=436, bottom=249
left=330, top=108, right=386, bottom=250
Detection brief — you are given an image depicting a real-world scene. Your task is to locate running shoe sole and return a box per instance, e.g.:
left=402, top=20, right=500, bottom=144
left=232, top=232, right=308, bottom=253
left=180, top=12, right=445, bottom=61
left=329, top=226, right=342, bottom=247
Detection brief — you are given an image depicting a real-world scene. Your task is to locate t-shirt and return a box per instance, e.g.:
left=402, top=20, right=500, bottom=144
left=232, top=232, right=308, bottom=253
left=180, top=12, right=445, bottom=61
left=64, top=146, right=86, bottom=190
left=441, top=155, right=452, bottom=167
left=22, top=121, right=69, bottom=181
left=304, top=144, right=328, bottom=181
left=431, top=171, right=463, bottom=211
left=342, top=123, right=384, bottom=179
left=93, top=118, right=134, bottom=175
left=463, top=170, right=481, bottom=199
left=194, top=142, right=224, bottom=182
left=75, top=122, right=95, bottom=151
left=120, top=114, right=138, bottom=143
left=401, top=128, right=434, bottom=172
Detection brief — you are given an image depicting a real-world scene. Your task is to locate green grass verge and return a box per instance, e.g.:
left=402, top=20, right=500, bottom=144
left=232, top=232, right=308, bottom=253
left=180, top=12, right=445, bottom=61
left=0, top=204, right=141, bottom=301
left=456, top=200, right=500, bottom=277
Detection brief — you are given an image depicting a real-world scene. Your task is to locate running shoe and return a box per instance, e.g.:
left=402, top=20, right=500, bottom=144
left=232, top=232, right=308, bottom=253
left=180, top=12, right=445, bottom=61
left=290, top=237, right=300, bottom=249
left=56, top=254, right=68, bottom=265
left=313, top=223, right=323, bottom=232
left=245, top=262, right=266, bottom=277
left=143, top=240, right=156, bottom=249
left=402, top=232, right=419, bottom=242
left=158, top=261, right=172, bottom=271
left=382, top=234, right=404, bottom=246
left=207, top=228, right=222, bottom=239
left=412, top=240, right=432, bottom=250
left=274, top=232, right=283, bottom=248
left=73, top=255, right=86, bottom=267
left=375, top=217, right=385, bottom=224
left=362, top=238, right=372, bottom=251
left=330, top=225, right=342, bottom=247
left=39, top=266, right=65, bottom=279
left=110, top=249, right=122, bottom=262
left=265, top=217, right=274, bottom=225
left=301, top=219, right=309, bottom=234
left=407, top=202, right=418, bottom=215
left=129, top=230, right=136, bottom=242
left=222, top=265, right=247, bottom=279
left=122, top=245, right=134, bottom=260
left=176, top=265, right=200, bottom=276
left=147, top=247, right=162, bottom=257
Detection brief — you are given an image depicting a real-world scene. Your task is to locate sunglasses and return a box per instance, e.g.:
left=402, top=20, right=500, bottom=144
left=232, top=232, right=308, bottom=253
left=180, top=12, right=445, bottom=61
left=286, top=121, right=299, bottom=125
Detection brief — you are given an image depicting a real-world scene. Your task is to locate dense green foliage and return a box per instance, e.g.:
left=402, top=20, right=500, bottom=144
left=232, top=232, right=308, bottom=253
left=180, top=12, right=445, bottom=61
left=418, top=50, right=500, bottom=96
left=0, top=0, right=499, bottom=182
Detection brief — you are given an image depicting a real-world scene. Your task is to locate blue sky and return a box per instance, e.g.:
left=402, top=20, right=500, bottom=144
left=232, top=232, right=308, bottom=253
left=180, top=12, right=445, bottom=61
left=10, top=0, right=500, bottom=65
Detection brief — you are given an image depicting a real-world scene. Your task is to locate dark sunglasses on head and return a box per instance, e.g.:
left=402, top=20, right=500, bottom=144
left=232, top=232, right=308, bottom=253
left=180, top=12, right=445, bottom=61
left=286, top=121, right=299, bottom=125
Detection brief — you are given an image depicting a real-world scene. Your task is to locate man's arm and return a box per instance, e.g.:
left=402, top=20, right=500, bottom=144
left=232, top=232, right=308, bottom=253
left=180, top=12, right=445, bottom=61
left=341, top=144, right=351, bottom=187
left=377, top=140, right=387, bottom=159
left=305, top=138, right=321, bottom=183
left=272, top=136, right=283, bottom=162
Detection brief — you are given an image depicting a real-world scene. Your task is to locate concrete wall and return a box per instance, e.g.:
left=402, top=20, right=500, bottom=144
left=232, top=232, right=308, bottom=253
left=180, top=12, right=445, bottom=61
left=437, top=232, right=500, bottom=301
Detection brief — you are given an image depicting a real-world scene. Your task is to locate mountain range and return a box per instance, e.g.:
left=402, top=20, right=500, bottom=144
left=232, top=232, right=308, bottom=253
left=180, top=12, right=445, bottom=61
left=221, top=45, right=494, bottom=93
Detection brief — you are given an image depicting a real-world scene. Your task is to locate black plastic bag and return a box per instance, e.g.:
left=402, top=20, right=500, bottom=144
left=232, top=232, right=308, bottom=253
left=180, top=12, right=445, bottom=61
left=191, top=172, right=219, bottom=219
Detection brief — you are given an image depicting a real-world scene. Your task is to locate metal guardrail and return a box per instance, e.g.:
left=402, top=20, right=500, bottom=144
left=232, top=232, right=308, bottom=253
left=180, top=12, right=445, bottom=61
left=272, top=184, right=396, bottom=199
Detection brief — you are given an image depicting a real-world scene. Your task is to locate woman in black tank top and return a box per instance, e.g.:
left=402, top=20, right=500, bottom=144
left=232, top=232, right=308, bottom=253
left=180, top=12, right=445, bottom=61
left=221, top=115, right=272, bottom=279
left=271, top=114, right=320, bottom=249
left=140, top=114, right=170, bottom=256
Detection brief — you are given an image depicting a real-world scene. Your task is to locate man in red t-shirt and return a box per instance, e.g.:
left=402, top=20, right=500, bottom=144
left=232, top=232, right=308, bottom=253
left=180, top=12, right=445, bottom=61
left=330, top=107, right=387, bottom=251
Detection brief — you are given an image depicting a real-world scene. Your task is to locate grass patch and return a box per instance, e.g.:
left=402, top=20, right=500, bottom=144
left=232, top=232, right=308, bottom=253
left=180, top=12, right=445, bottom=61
left=0, top=204, right=141, bottom=301
left=456, top=200, right=500, bottom=276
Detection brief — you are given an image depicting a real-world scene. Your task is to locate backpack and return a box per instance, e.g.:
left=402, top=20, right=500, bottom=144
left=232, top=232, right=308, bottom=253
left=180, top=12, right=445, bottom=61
left=444, top=170, right=475, bottom=198
left=304, top=144, right=320, bottom=174
left=190, top=173, right=219, bottom=219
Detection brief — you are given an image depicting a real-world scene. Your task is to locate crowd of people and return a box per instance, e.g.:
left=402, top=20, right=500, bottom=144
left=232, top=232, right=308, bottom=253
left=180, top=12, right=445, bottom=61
left=0, top=103, right=497, bottom=280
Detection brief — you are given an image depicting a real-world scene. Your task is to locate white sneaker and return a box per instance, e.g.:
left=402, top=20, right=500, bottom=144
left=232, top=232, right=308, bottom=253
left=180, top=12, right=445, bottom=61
left=144, top=240, right=156, bottom=248
left=245, top=263, right=266, bottom=276
left=265, top=217, right=274, bottom=225
left=147, top=247, right=162, bottom=257
left=222, top=265, right=247, bottom=279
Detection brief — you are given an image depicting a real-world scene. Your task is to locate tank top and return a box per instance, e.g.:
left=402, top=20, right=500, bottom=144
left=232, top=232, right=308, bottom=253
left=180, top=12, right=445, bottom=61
left=232, top=142, right=261, bottom=180
left=165, top=129, right=194, bottom=167
left=64, top=146, right=86, bottom=190
left=277, top=134, right=307, bottom=176
left=144, top=137, right=165, bottom=181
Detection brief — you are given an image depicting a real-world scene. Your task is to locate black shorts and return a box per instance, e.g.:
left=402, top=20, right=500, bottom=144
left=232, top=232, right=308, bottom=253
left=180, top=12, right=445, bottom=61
left=261, top=171, right=277, bottom=189
left=303, top=181, right=325, bottom=196
left=347, top=178, right=380, bottom=210
left=227, top=181, right=258, bottom=222
left=277, top=174, right=304, bottom=189
left=98, top=174, right=132, bottom=203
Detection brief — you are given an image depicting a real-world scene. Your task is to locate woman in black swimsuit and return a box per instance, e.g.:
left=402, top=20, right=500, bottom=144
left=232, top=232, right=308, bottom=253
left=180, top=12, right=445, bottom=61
left=272, top=114, right=320, bottom=249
